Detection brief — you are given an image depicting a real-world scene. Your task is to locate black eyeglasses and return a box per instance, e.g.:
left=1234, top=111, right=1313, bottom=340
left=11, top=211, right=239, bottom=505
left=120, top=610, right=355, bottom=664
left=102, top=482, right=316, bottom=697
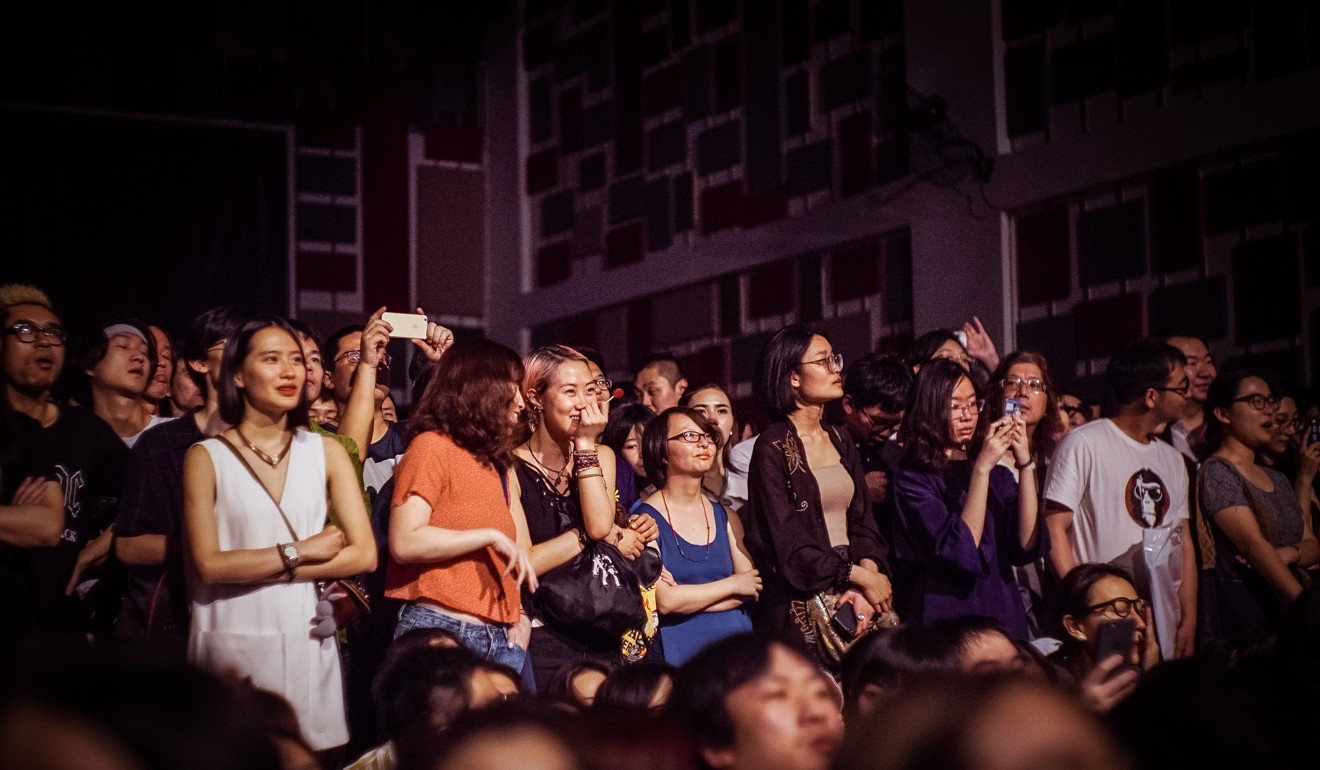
left=1061, top=404, right=1086, bottom=416
left=668, top=431, right=716, bottom=445
left=798, top=353, right=844, bottom=374
left=1151, top=381, right=1191, bottom=397
left=1000, top=377, right=1047, bottom=395
left=335, top=349, right=390, bottom=368
left=3, top=323, right=67, bottom=346
left=1231, top=394, right=1278, bottom=412
left=588, top=377, right=614, bottom=403
left=1084, top=597, right=1147, bottom=620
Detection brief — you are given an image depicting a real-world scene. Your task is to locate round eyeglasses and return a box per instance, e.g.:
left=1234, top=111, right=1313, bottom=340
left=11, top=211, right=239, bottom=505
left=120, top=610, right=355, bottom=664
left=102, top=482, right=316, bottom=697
left=1084, top=597, right=1146, bottom=620
left=799, top=353, right=844, bottom=374
left=1231, top=393, right=1278, bottom=412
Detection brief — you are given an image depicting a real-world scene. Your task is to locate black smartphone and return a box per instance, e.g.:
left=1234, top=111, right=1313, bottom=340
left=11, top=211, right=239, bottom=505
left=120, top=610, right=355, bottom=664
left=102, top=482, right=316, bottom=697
left=1094, top=619, right=1136, bottom=677
left=830, top=606, right=859, bottom=638
left=1308, top=417, right=1320, bottom=446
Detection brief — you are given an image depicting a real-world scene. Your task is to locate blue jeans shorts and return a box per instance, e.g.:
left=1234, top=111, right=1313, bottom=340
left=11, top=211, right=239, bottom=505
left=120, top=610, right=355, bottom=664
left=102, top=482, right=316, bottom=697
left=395, top=602, right=528, bottom=675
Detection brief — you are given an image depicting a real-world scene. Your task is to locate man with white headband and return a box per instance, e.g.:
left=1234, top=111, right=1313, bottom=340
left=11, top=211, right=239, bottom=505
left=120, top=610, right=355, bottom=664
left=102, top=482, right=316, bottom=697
left=70, top=320, right=174, bottom=448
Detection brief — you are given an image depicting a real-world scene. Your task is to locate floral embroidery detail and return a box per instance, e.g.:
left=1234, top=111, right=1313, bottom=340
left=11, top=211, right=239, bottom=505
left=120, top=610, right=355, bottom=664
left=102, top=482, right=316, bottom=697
left=778, top=434, right=804, bottom=475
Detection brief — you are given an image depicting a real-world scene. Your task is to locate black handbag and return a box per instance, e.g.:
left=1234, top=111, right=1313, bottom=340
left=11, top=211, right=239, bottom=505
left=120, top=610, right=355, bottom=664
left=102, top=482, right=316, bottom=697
left=534, top=539, right=646, bottom=644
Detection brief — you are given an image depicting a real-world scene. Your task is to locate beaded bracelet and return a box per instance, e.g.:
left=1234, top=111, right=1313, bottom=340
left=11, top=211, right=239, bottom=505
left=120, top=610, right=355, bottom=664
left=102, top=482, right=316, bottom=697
left=572, top=450, right=601, bottom=474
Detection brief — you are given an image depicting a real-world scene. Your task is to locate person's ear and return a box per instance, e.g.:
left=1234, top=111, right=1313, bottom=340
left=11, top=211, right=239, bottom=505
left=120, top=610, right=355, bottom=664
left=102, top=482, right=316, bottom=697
left=1143, top=388, right=1159, bottom=410
left=1212, top=405, right=1232, bottom=426
left=1062, top=614, right=1087, bottom=643
left=675, top=378, right=688, bottom=396
left=842, top=395, right=856, bottom=415
left=700, top=745, right=737, bottom=770
left=187, top=358, right=208, bottom=376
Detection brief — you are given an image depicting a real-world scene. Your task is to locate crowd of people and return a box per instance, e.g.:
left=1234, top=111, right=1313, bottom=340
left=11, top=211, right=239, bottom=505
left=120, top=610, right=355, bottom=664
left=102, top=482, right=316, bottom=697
left=2, top=280, right=1319, bottom=770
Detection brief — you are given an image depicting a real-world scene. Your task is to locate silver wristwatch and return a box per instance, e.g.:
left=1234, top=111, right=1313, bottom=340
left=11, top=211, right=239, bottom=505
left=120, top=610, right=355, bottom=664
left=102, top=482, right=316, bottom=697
left=278, top=542, right=300, bottom=578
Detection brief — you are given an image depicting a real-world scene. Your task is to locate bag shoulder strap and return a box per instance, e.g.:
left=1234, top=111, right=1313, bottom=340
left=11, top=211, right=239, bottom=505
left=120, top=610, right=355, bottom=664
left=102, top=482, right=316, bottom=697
left=214, top=434, right=302, bottom=542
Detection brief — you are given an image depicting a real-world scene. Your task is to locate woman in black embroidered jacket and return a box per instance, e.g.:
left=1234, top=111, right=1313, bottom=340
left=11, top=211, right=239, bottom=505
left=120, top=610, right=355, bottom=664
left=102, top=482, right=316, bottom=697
left=744, top=325, right=893, bottom=667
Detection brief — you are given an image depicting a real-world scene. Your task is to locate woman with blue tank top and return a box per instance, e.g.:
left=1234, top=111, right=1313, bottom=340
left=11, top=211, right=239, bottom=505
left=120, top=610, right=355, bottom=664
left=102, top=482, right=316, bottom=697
left=634, top=407, right=761, bottom=665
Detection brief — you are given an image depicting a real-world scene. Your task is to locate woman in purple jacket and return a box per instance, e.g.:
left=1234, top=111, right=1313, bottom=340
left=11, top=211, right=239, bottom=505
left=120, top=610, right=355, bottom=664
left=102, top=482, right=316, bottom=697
left=891, top=357, right=1046, bottom=639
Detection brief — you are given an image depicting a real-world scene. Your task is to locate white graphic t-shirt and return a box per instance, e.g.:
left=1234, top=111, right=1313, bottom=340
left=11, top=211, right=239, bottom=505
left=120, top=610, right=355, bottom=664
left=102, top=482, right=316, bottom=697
left=1044, top=419, right=1190, bottom=657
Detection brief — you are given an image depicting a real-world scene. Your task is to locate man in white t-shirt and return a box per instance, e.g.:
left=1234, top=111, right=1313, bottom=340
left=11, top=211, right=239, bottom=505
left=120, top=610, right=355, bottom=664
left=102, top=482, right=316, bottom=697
left=1044, top=338, right=1198, bottom=660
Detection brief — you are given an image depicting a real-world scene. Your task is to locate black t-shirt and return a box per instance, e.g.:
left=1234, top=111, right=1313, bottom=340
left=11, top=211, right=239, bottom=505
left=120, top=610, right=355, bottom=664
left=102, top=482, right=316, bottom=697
left=0, top=410, right=54, bottom=633
left=113, top=411, right=204, bottom=640
left=10, top=406, right=129, bottom=635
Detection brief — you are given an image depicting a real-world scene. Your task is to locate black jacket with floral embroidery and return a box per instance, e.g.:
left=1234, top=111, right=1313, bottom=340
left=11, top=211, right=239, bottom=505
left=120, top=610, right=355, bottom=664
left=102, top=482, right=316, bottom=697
left=744, top=419, right=890, bottom=602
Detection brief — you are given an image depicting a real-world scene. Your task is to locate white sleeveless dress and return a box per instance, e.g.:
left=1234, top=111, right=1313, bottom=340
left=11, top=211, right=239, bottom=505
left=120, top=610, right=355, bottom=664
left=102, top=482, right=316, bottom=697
left=187, top=428, right=348, bottom=750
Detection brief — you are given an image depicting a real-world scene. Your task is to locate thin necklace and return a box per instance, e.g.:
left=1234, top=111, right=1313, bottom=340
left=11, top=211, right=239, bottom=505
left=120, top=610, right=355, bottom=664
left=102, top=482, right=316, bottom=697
left=659, top=489, right=713, bottom=562
left=235, top=427, right=293, bottom=468
left=525, top=435, right=568, bottom=488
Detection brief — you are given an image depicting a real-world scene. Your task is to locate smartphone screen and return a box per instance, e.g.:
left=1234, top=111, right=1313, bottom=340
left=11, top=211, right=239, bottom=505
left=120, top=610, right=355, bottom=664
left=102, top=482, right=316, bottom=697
left=1094, top=619, right=1136, bottom=676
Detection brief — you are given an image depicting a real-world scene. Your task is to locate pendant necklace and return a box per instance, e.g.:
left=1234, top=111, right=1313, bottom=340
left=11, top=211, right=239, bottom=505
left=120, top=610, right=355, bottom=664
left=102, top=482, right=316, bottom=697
left=659, top=489, right=713, bottom=562
left=526, top=435, right=568, bottom=489
left=235, top=427, right=293, bottom=468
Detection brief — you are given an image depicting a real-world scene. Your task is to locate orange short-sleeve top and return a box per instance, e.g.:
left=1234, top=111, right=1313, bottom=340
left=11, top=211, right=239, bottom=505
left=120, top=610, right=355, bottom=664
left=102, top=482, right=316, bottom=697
left=384, top=432, right=520, bottom=624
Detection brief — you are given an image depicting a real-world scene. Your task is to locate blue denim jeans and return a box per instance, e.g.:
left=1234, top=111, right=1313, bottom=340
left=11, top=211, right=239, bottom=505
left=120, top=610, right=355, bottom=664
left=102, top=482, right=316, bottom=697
left=394, top=603, right=528, bottom=675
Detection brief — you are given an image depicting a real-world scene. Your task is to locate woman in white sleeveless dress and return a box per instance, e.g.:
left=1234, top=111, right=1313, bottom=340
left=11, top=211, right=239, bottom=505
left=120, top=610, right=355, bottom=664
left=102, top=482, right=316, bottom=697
left=183, top=316, right=375, bottom=751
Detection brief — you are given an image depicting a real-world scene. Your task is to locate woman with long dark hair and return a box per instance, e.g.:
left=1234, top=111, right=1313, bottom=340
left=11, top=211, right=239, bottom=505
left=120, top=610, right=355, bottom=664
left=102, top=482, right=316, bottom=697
left=386, top=340, right=536, bottom=673
left=184, top=315, right=376, bottom=751
left=978, top=350, right=1065, bottom=636
left=891, top=357, right=1045, bottom=639
left=1196, top=371, right=1319, bottom=645
left=743, top=325, right=892, bottom=668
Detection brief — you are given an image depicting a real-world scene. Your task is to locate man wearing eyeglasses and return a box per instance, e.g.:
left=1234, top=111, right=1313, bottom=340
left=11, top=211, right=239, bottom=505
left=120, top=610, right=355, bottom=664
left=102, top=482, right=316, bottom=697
left=1043, top=338, right=1197, bottom=661
left=0, top=283, right=129, bottom=638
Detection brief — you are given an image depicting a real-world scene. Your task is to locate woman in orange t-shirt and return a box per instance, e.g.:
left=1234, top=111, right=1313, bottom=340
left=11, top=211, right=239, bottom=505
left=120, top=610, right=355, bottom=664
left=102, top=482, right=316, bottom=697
left=387, top=340, right=537, bottom=674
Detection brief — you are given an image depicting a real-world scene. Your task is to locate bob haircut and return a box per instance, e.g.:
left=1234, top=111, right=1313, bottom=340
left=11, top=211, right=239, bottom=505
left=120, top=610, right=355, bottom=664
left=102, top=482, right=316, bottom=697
left=1202, top=370, right=1258, bottom=453
left=602, top=402, right=654, bottom=456
left=753, top=324, right=820, bottom=421
left=902, top=357, right=979, bottom=472
left=641, top=406, right=719, bottom=490
left=410, top=339, right=525, bottom=471
left=217, top=315, right=310, bottom=428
